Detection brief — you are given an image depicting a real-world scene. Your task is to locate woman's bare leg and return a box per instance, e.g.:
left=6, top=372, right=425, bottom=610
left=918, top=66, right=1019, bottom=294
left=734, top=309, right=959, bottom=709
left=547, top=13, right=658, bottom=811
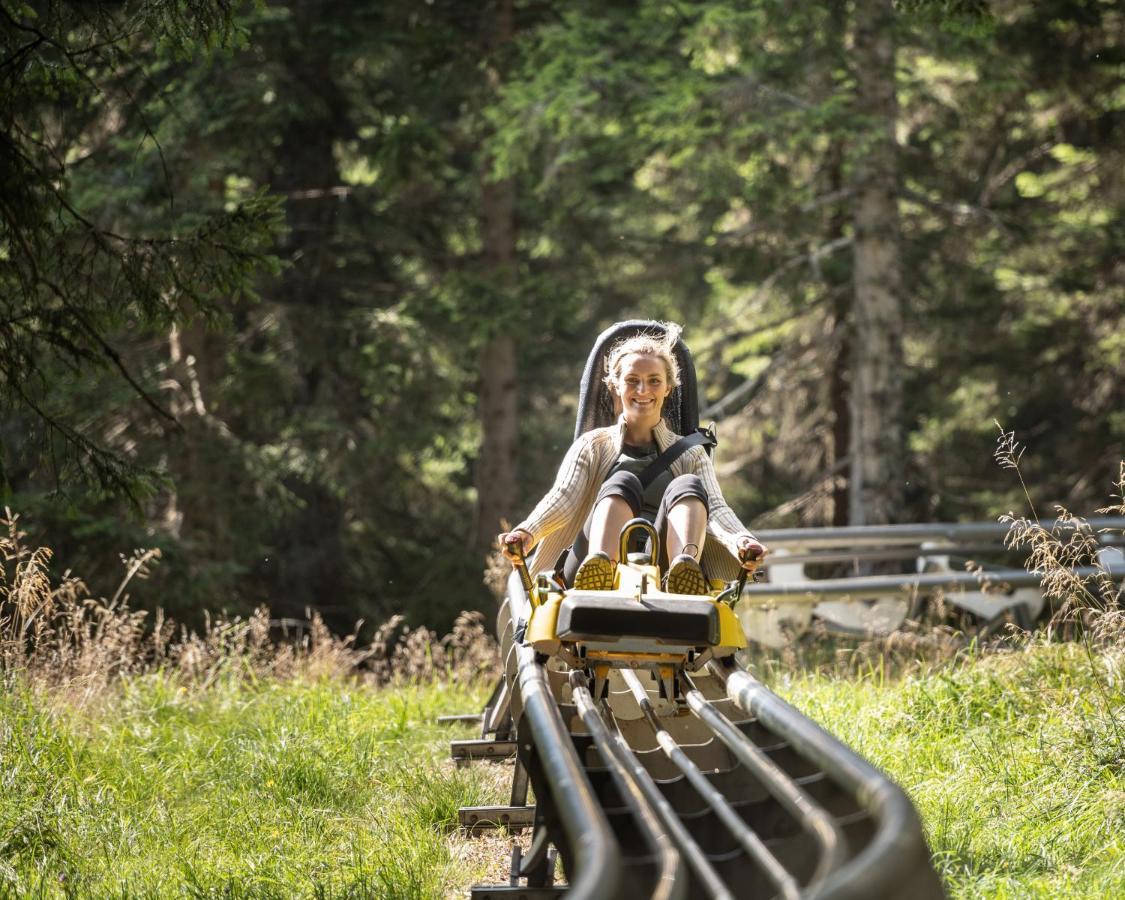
left=587, top=495, right=635, bottom=562
left=665, top=496, right=707, bottom=560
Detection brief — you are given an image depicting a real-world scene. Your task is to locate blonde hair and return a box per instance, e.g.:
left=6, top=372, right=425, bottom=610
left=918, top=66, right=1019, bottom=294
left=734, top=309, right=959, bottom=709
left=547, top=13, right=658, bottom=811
left=603, top=322, right=683, bottom=392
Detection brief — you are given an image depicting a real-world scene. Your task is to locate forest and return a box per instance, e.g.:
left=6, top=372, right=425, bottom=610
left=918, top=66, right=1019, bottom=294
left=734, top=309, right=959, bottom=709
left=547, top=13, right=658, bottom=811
left=2, top=0, right=1122, bottom=633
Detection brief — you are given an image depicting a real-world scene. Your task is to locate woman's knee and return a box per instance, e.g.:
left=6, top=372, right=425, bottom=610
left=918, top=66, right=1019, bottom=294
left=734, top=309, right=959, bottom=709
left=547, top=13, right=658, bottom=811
left=595, top=470, right=644, bottom=515
left=666, top=474, right=708, bottom=511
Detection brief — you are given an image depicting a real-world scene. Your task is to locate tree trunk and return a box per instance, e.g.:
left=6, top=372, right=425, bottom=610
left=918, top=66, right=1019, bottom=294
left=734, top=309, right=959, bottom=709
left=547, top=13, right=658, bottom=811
left=829, top=260, right=852, bottom=527
left=848, top=0, right=904, bottom=526
left=258, top=0, right=353, bottom=613
left=163, top=320, right=220, bottom=541
left=476, top=333, right=517, bottom=553
left=473, top=0, right=518, bottom=554
left=823, top=2, right=852, bottom=528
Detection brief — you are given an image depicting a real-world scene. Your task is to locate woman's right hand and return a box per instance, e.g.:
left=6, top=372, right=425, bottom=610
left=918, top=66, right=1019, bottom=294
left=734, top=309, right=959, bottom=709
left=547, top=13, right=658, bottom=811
left=736, top=535, right=769, bottom=570
left=497, top=529, right=534, bottom=564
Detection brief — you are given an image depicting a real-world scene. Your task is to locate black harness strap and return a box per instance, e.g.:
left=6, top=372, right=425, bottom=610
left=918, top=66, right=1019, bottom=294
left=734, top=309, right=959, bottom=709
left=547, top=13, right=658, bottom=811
left=557, top=427, right=718, bottom=585
left=637, top=428, right=716, bottom=489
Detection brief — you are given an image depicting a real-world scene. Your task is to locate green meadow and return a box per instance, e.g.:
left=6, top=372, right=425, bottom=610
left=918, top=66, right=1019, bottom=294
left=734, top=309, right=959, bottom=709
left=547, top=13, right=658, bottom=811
left=773, top=634, right=1125, bottom=899
left=1, top=633, right=1121, bottom=898
left=0, top=677, right=493, bottom=898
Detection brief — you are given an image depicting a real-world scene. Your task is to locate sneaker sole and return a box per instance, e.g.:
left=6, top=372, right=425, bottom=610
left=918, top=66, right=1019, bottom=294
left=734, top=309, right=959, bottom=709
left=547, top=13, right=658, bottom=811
left=665, top=560, right=709, bottom=596
left=574, top=557, right=616, bottom=591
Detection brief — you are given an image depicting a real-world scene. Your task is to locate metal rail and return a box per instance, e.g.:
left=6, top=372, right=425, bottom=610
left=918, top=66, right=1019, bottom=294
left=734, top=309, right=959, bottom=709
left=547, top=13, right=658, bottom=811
left=568, top=670, right=686, bottom=900
left=570, top=670, right=726, bottom=899
left=754, top=517, right=1125, bottom=548
left=472, top=648, right=945, bottom=897
left=739, top=565, right=1120, bottom=604
left=755, top=544, right=1019, bottom=567
left=468, top=557, right=948, bottom=897
left=527, top=659, right=942, bottom=898
left=718, top=662, right=943, bottom=899
left=681, top=675, right=846, bottom=886
left=620, top=668, right=801, bottom=900
left=514, top=644, right=622, bottom=900
left=730, top=517, right=1124, bottom=636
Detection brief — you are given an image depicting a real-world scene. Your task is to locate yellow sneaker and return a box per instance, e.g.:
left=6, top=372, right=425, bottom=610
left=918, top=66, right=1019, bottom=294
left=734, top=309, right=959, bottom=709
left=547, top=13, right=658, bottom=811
left=573, top=552, right=616, bottom=591
left=663, top=554, right=708, bottom=595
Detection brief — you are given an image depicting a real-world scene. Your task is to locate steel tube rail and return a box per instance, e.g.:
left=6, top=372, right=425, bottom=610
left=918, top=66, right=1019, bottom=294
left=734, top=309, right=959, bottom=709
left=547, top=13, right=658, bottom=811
left=621, top=669, right=801, bottom=900
left=517, top=644, right=622, bottom=900
left=565, top=676, right=685, bottom=900
left=754, top=517, right=1125, bottom=548
left=570, top=670, right=730, bottom=900
left=738, top=565, right=1119, bottom=605
left=681, top=679, right=847, bottom=888
left=717, top=664, right=941, bottom=900
left=757, top=544, right=1019, bottom=567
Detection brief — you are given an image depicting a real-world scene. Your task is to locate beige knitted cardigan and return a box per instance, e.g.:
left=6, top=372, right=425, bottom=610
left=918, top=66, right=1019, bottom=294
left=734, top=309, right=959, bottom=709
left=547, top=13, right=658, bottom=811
left=515, top=417, right=755, bottom=582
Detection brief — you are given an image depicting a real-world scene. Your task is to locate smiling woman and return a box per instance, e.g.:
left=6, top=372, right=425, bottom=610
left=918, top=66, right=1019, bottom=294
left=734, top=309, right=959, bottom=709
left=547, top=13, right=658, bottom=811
left=497, top=321, right=766, bottom=595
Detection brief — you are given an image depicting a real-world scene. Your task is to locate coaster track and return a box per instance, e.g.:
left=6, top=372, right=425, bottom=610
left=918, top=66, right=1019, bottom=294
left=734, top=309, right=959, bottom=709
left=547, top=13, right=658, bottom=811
left=463, top=574, right=946, bottom=899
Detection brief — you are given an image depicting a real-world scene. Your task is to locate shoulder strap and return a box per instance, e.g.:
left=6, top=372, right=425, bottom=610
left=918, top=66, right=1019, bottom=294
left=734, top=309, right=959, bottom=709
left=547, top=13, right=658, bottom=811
left=637, top=428, right=716, bottom=489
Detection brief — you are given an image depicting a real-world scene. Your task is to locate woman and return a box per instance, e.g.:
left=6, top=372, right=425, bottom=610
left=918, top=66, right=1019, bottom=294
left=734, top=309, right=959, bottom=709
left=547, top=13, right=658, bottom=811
left=498, top=323, right=766, bottom=593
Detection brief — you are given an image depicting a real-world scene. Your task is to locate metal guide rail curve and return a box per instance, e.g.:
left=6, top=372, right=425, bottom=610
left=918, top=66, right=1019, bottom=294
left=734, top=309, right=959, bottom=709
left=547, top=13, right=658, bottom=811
left=738, top=517, right=1125, bottom=645
left=457, top=570, right=947, bottom=899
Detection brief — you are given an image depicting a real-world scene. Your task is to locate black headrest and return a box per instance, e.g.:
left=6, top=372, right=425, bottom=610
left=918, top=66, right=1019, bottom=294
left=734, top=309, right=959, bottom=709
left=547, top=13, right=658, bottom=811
left=574, top=320, right=702, bottom=440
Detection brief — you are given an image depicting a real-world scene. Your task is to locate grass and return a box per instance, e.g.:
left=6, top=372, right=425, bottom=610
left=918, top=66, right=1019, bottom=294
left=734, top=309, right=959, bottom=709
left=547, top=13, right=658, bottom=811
left=0, top=675, right=495, bottom=898
left=773, top=629, right=1125, bottom=899
left=0, top=639, right=1121, bottom=898
left=2, top=453, right=1121, bottom=897
left=0, top=508, right=507, bottom=897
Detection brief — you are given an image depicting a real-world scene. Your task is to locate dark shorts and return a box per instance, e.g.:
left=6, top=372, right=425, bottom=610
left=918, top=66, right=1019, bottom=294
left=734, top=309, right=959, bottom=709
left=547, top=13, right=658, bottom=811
left=562, top=471, right=709, bottom=585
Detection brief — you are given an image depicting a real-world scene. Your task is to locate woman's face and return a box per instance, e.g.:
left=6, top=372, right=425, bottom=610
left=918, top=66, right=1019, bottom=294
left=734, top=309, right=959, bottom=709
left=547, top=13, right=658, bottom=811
left=613, top=353, right=672, bottom=428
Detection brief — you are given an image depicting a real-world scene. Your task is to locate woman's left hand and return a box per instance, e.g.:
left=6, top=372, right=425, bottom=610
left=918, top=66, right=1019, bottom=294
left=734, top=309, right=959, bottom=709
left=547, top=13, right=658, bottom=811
left=736, top=535, right=768, bottom=570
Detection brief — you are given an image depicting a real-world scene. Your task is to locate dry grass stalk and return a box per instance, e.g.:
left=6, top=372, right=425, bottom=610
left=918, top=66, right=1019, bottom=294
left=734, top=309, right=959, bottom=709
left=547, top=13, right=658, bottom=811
left=751, top=448, right=1124, bottom=681
left=996, top=434, right=1124, bottom=638
left=745, top=616, right=970, bottom=683
left=0, top=509, right=499, bottom=698
left=483, top=548, right=513, bottom=598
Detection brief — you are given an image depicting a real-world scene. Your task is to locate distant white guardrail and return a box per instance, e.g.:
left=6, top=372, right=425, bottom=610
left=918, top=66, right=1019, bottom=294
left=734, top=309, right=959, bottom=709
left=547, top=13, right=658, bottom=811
left=738, top=518, right=1125, bottom=646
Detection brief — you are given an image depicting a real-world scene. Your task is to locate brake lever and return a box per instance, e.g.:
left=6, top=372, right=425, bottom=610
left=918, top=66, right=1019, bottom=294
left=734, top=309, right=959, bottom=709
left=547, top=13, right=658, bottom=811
left=732, top=549, right=763, bottom=606
left=504, top=536, right=535, bottom=598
